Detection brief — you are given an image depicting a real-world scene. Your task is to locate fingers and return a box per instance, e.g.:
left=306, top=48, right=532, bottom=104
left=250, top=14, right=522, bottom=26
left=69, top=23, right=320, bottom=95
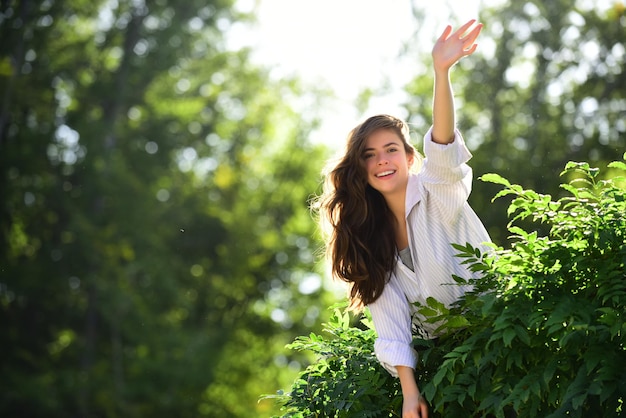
left=456, top=21, right=482, bottom=55
left=452, top=19, right=478, bottom=38
left=462, top=23, right=483, bottom=45
left=418, top=396, right=429, bottom=418
left=460, top=26, right=482, bottom=55
left=464, top=43, right=478, bottom=56
left=419, top=401, right=429, bottom=418
left=437, top=25, right=453, bottom=42
left=439, top=20, right=482, bottom=48
left=431, top=19, right=482, bottom=70
left=451, top=19, right=482, bottom=41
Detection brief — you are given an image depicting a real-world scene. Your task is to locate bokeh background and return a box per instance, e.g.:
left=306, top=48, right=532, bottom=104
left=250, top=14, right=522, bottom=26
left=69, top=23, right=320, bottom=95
left=1, top=0, right=624, bottom=416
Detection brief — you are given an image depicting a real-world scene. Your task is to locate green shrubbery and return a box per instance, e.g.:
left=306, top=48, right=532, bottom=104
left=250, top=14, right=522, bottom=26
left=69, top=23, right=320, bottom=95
left=263, top=309, right=402, bottom=417
left=265, top=155, right=626, bottom=418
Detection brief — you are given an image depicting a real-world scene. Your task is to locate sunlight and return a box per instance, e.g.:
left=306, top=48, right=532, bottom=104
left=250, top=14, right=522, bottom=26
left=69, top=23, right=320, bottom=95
left=231, top=0, right=482, bottom=147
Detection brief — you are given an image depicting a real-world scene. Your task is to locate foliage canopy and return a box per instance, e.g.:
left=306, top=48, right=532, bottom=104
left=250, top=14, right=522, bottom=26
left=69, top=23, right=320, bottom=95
left=0, top=1, right=330, bottom=416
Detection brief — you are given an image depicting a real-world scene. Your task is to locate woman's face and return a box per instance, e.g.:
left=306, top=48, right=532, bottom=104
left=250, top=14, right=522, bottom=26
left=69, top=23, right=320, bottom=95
left=362, top=129, right=414, bottom=198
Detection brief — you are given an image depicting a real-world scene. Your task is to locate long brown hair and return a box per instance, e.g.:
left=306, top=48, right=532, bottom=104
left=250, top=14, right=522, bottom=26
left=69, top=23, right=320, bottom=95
left=314, top=115, right=418, bottom=310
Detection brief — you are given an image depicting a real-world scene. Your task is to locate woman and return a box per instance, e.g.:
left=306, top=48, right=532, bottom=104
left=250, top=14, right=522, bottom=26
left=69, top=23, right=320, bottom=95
left=315, top=20, right=491, bottom=418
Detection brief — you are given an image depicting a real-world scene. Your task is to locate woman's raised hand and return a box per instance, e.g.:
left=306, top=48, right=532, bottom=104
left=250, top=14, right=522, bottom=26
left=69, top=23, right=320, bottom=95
left=432, top=19, right=483, bottom=73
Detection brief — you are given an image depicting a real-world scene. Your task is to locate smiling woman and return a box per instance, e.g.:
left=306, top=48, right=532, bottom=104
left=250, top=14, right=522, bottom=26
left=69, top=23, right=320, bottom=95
left=363, top=129, right=416, bottom=199
left=312, top=20, right=491, bottom=418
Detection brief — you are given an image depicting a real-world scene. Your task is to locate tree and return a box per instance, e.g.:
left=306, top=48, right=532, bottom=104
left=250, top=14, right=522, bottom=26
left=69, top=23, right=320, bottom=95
left=0, top=1, right=332, bottom=416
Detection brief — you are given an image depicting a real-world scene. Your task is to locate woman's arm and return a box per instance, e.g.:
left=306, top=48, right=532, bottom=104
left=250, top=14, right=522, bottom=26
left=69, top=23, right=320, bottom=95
left=431, top=20, right=483, bottom=144
left=397, top=366, right=429, bottom=418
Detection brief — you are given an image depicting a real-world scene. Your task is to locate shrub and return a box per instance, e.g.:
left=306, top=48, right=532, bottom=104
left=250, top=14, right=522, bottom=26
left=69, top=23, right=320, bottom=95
left=266, top=155, right=626, bottom=417
left=262, top=308, right=403, bottom=417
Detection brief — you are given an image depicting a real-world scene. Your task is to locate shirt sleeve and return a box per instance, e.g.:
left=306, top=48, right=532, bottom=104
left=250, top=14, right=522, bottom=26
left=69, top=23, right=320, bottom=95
left=419, top=127, right=474, bottom=224
left=367, top=272, right=417, bottom=377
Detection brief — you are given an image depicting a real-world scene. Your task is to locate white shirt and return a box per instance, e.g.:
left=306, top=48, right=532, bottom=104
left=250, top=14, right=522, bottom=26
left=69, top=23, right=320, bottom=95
left=368, top=127, right=491, bottom=377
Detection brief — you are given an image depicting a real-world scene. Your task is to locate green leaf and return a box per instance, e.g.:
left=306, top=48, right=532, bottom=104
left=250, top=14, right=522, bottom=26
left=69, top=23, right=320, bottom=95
left=543, top=360, right=557, bottom=384
left=426, top=297, right=447, bottom=313
left=560, top=183, right=580, bottom=198
left=479, top=173, right=512, bottom=187
left=607, top=160, right=626, bottom=171
left=418, top=306, right=439, bottom=317
left=507, top=226, right=528, bottom=238
left=502, top=327, right=516, bottom=347
left=445, top=316, right=470, bottom=329
left=514, top=325, right=530, bottom=346
left=432, top=367, right=449, bottom=387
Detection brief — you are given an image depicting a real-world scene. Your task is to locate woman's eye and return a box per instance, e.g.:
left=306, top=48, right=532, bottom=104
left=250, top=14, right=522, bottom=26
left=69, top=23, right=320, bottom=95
left=363, top=153, right=373, bottom=160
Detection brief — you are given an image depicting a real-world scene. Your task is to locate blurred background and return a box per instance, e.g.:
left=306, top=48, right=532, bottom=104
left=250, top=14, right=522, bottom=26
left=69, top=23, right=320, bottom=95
left=0, top=0, right=624, bottom=416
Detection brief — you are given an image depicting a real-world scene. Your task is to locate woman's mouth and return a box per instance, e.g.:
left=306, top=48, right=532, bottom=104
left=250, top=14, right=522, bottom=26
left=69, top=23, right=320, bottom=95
left=376, top=170, right=396, bottom=178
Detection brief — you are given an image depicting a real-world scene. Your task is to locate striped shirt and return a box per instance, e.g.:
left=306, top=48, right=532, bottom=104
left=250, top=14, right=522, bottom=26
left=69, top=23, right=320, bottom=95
left=368, top=127, right=491, bottom=377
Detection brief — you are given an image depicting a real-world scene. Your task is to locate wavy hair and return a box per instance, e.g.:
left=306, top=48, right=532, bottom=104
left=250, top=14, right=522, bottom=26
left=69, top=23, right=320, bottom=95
left=314, top=115, right=419, bottom=310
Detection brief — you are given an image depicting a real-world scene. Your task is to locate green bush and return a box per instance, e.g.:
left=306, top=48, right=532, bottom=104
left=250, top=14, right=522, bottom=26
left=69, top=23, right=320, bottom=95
left=266, top=156, right=626, bottom=417
left=262, top=308, right=403, bottom=417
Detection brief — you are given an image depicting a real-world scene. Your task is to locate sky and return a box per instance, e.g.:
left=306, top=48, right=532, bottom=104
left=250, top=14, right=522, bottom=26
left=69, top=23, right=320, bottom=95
left=230, top=0, right=484, bottom=147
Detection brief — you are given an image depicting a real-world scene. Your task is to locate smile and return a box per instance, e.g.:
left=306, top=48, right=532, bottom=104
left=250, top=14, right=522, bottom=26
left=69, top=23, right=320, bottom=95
left=375, top=170, right=396, bottom=178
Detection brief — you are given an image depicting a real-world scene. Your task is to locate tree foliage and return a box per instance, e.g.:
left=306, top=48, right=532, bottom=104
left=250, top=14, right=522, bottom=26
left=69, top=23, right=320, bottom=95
left=0, top=1, right=331, bottom=416
left=271, top=155, right=626, bottom=417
